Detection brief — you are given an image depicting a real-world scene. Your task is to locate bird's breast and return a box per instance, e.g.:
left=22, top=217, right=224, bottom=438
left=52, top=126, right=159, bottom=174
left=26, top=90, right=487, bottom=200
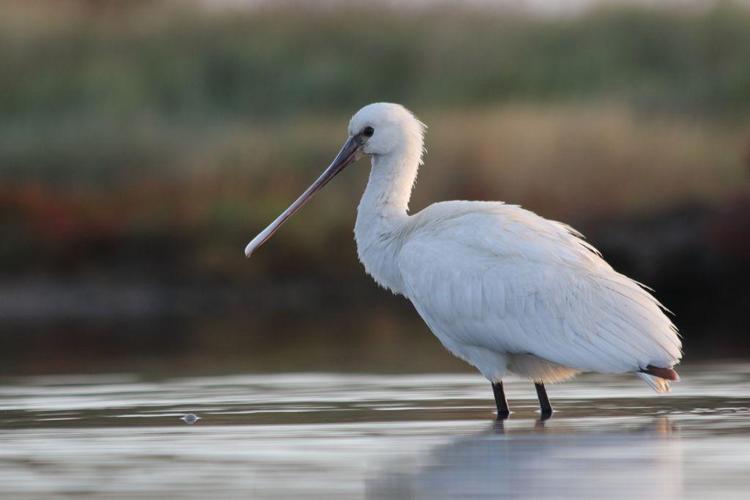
left=353, top=215, right=408, bottom=296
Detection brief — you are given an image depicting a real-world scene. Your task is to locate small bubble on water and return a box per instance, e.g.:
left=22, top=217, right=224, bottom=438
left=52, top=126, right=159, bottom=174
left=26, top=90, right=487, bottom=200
left=181, top=413, right=201, bottom=424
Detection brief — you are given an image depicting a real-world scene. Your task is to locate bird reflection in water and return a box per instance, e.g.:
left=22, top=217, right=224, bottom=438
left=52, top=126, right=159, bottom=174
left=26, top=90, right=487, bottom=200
left=368, top=417, right=681, bottom=499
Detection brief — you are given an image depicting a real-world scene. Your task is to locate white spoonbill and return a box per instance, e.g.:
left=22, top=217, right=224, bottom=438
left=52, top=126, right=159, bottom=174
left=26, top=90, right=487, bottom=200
left=245, top=103, right=682, bottom=419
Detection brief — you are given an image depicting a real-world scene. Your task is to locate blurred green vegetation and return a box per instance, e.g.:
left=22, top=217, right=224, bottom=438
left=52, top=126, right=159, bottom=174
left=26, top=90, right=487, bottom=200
left=0, top=1, right=748, bottom=370
left=2, top=1, right=750, bottom=181
left=3, top=2, right=750, bottom=124
left=1, top=1, right=748, bottom=276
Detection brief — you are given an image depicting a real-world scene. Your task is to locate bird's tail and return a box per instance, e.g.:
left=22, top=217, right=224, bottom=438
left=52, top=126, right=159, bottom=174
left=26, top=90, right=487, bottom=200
left=637, top=365, right=680, bottom=393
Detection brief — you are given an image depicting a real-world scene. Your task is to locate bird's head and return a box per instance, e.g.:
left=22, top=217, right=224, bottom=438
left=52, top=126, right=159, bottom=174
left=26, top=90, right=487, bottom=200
left=348, top=102, right=425, bottom=158
left=244, top=102, right=423, bottom=257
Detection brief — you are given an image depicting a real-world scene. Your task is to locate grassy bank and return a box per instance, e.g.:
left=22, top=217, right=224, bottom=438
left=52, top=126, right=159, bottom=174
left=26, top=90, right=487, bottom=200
left=1, top=103, right=747, bottom=276
left=1, top=2, right=750, bottom=182
left=3, top=2, right=750, bottom=124
left=0, top=1, right=747, bottom=278
left=0, top=1, right=748, bottom=363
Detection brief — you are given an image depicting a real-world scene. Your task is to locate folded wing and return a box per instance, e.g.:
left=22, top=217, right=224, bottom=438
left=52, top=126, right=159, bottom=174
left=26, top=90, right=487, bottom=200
left=397, top=202, right=682, bottom=375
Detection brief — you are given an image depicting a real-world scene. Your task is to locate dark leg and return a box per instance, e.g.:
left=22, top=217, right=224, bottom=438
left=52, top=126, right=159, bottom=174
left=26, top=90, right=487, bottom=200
left=492, top=381, right=510, bottom=419
left=535, top=382, right=553, bottom=419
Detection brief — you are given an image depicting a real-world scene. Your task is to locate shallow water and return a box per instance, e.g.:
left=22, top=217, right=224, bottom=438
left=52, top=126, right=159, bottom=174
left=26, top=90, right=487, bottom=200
left=1, top=365, right=749, bottom=499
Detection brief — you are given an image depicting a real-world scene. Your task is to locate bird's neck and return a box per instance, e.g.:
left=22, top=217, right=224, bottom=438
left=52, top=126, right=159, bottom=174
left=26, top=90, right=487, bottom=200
left=357, top=148, right=419, bottom=218
left=354, top=146, right=420, bottom=294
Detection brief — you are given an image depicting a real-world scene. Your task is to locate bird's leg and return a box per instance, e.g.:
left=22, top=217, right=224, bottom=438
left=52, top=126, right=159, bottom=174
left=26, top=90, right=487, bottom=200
left=491, top=381, right=510, bottom=419
left=534, top=382, right=553, bottom=419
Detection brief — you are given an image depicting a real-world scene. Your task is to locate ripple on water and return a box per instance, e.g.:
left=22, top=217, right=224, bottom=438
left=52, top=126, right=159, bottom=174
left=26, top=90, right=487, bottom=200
left=0, top=364, right=749, bottom=498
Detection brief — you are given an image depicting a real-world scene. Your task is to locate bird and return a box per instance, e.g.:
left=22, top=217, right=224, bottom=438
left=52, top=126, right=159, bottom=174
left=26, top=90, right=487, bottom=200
left=245, top=102, right=682, bottom=419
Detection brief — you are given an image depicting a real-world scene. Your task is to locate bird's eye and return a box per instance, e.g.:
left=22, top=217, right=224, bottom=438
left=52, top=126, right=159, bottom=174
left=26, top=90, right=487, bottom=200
left=362, top=126, right=374, bottom=137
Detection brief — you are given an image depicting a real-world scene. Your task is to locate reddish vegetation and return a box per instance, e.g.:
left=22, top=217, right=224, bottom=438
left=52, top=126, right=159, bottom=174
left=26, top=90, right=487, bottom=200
left=1, top=183, right=125, bottom=244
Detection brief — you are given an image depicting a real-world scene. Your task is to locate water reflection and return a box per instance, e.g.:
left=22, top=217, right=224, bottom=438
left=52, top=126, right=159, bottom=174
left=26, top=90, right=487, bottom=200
left=369, top=417, right=682, bottom=499
left=0, top=366, right=749, bottom=498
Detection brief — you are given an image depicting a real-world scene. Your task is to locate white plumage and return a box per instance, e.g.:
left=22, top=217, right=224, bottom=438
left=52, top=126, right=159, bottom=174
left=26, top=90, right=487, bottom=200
left=246, top=102, right=682, bottom=416
left=395, top=201, right=680, bottom=391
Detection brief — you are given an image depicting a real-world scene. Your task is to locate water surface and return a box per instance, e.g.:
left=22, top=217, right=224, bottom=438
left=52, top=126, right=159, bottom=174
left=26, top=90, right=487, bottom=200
left=1, top=364, right=749, bottom=499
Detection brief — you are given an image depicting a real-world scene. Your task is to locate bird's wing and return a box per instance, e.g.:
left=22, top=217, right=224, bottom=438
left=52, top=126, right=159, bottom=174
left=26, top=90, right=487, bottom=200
left=397, top=202, right=682, bottom=375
